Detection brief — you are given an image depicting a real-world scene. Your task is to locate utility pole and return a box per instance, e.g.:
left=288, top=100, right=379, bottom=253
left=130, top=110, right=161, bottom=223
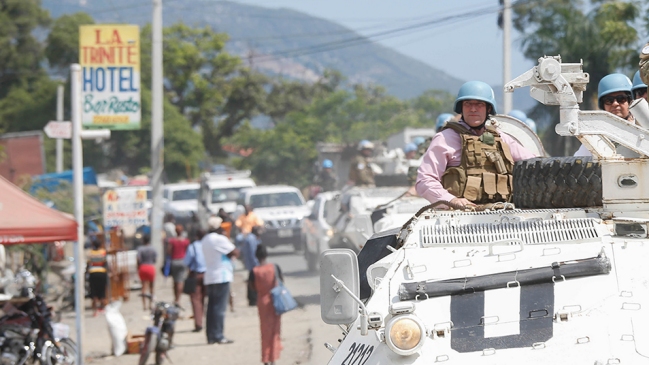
left=71, top=64, right=110, bottom=365
left=502, top=0, right=513, bottom=114
left=151, top=0, right=164, bottom=261
left=56, top=85, right=64, bottom=173
left=71, top=64, right=85, bottom=365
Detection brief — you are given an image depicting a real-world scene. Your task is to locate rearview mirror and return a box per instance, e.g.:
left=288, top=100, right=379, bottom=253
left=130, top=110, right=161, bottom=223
left=320, top=249, right=359, bottom=324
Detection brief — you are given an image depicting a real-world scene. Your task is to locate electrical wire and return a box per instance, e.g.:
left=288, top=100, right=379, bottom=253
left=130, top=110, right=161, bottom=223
left=247, top=4, right=502, bottom=62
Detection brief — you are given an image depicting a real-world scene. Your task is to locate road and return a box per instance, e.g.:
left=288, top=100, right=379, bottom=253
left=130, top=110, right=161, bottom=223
left=58, top=245, right=340, bottom=365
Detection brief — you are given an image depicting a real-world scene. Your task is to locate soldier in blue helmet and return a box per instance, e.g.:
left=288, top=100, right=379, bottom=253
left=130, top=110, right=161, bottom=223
left=403, top=142, right=417, bottom=160
left=412, top=136, right=426, bottom=146
left=632, top=70, right=647, bottom=100
left=435, top=113, right=454, bottom=132
left=575, top=73, right=636, bottom=156
left=313, top=159, right=338, bottom=192
left=348, top=140, right=375, bottom=187
left=416, top=81, right=537, bottom=207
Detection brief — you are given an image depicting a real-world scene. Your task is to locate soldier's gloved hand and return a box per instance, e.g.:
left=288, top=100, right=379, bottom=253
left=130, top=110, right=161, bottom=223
left=450, top=197, right=477, bottom=208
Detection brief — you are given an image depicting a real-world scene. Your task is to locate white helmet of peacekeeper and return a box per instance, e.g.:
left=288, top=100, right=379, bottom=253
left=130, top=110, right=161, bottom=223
left=357, top=140, right=374, bottom=150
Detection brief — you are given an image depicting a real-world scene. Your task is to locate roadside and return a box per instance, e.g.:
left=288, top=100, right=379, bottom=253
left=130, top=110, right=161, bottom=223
left=52, top=247, right=338, bottom=365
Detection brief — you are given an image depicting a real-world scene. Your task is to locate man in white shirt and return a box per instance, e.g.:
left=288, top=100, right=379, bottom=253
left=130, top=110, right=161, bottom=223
left=201, top=216, right=239, bottom=344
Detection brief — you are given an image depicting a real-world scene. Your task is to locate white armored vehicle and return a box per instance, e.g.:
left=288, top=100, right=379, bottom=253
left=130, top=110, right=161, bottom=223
left=319, top=56, right=649, bottom=364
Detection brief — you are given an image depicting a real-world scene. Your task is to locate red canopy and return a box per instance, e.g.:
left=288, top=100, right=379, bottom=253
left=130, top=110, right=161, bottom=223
left=0, top=175, right=77, bottom=244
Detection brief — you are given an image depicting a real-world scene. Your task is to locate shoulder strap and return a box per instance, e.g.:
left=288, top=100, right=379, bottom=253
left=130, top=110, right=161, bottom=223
left=273, top=264, right=282, bottom=287
left=442, top=121, right=473, bottom=135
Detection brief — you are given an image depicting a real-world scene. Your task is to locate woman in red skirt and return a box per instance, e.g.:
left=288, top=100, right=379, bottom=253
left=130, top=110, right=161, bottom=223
left=137, top=235, right=157, bottom=311
left=249, top=245, right=283, bottom=365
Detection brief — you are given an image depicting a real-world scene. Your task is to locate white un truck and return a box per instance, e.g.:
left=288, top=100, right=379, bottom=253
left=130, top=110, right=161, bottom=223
left=319, top=56, right=649, bottom=364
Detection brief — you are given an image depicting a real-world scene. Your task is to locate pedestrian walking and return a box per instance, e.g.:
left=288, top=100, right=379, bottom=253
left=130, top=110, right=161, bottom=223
left=86, top=239, right=108, bottom=316
left=249, top=244, right=283, bottom=365
left=184, top=228, right=207, bottom=332
left=243, top=226, right=262, bottom=306
left=202, top=216, right=239, bottom=345
left=167, top=225, right=190, bottom=306
left=161, top=214, right=176, bottom=281
left=136, top=234, right=157, bottom=311
left=235, top=204, right=264, bottom=242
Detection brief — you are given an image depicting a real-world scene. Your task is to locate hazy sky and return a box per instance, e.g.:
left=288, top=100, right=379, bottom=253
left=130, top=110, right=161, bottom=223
left=236, top=0, right=536, bottom=86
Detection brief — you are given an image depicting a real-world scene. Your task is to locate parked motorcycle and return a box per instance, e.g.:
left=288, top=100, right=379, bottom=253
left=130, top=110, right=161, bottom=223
left=0, top=270, right=77, bottom=365
left=0, top=295, right=77, bottom=365
left=138, top=296, right=180, bottom=365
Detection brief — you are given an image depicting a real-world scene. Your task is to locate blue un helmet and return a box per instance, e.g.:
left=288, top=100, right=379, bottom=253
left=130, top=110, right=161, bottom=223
left=453, top=81, right=497, bottom=115
left=322, top=159, right=333, bottom=169
left=412, top=136, right=426, bottom=146
left=598, top=73, right=632, bottom=109
left=508, top=109, right=527, bottom=122
left=403, top=143, right=417, bottom=154
left=524, top=118, right=537, bottom=133
left=435, top=113, right=454, bottom=131
left=632, top=70, right=647, bottom=98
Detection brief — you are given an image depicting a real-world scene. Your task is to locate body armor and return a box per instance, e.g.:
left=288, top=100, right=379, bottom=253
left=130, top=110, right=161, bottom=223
left=349, top=154, right=375, bottom=186
left=441, top=121, right=515, bottom=204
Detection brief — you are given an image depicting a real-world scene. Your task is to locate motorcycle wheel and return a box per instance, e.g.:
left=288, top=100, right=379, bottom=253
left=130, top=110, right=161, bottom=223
left=138, top=333, right=157, bottom=365
left=43, top=338, right=78, bottom=365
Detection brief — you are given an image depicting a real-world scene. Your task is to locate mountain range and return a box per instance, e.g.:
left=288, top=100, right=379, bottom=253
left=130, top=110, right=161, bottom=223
left=43, top=0, right=534, bottom=110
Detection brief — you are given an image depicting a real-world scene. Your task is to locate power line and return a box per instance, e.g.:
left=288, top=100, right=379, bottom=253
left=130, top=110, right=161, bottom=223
left=247, top=4, right=501, bottom=62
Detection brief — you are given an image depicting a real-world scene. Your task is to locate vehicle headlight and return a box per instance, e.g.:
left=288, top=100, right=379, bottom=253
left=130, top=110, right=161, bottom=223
left=264, top=221, right=273, bottom=229
left=385, top=314, right=426, bottom=356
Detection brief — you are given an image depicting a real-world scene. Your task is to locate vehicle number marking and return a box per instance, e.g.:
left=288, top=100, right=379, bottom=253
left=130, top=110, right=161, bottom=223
left=341, top=342, right=374, bottom=365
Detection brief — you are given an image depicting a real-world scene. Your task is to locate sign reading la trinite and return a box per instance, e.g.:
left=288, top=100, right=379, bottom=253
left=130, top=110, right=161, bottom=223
left=79, top=25, right=141, bottom=130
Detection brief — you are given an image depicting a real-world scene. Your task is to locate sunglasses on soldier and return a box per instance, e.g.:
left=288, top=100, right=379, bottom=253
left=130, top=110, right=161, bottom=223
left=602, top=94, right=631, bottom=106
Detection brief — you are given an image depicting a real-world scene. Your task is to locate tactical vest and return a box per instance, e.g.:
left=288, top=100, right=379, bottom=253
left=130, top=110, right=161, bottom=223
left=441, top=121, right=515, bottom=204
left=349, top=154, right=375, bottom=186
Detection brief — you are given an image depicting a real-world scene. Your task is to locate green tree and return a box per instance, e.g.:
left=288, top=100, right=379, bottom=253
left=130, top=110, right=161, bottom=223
left=513, top=0, right=642, bottom=156
left=45, top=12, right=95, bottom=72
left=0, top=76, right=58, bottom=133
left=0, top=0, right=50, bottom=100
left=230, top=84, right=454, bottom=186
left=140, top=24, right=265, bottom=157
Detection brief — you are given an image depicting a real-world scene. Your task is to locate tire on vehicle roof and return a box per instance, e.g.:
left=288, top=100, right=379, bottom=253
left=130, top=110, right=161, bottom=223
left=513, top=156, right=602, bottom=209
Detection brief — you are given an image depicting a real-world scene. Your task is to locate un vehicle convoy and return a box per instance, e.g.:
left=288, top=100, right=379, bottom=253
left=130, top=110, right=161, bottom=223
left=318, top=56, right=649, bottom=364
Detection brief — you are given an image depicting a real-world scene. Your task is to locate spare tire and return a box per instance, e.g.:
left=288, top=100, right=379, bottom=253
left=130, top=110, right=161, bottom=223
left=513, top=157, right=602, bottom=208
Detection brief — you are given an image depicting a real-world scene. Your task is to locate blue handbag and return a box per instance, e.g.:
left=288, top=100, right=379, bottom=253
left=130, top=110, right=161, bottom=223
left=270, top=264, right=298, bottom=315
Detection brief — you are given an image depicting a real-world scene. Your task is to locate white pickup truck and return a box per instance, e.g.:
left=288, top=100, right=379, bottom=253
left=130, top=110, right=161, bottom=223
left=236, top=185, right=310, bottom=251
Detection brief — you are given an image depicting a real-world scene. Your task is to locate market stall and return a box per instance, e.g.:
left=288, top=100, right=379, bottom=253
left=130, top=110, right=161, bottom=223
left=0, top=175, right=77, bottom=244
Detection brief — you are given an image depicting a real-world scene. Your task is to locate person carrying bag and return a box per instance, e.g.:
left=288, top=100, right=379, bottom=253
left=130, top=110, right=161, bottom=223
left=270, top=265, right=297, bottom=315
left=250, top=244, right=296, bottom=365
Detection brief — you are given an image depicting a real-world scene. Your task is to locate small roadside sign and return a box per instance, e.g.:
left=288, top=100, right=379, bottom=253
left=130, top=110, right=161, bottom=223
left=44, top=121, right=72, bottom=139
left=103, top=188, right=149, bottom=228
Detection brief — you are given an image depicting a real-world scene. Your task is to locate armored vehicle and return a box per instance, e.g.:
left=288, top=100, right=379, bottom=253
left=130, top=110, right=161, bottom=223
left=319, top=56, right=649, bottom=364
left=328, top=187, right=406, bottom=253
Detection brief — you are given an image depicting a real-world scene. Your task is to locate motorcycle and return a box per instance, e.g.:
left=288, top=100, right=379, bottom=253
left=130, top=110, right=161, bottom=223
left=0, top=295, right=77, bottom=365
left=138, top=296, right=180, bottom=365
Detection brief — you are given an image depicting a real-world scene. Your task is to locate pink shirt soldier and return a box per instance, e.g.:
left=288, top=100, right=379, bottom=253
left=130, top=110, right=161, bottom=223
left=416, top=80, right=537, bottom=207
left=416, top=120, right=537, bottom=204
